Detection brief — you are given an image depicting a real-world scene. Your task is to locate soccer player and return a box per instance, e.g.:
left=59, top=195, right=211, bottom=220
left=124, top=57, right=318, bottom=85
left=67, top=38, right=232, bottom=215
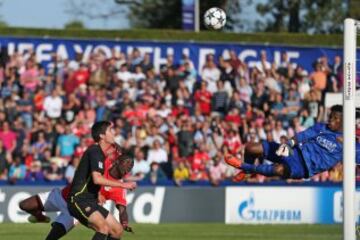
left=19, top=185, right=72, bottom=240
left=225, top=105, right=360, bottom=180
left=67, top=121, right=136, bottom=240
left=100, top=144, right=134, bottom=233
left=18, top=153, right=134, bottom=240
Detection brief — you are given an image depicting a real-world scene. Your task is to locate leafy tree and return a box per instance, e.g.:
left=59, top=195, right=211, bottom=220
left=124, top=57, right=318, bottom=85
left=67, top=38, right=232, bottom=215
left=64, top=20, right=86, bottom=29
left=256, top=0, right=347, bottom=34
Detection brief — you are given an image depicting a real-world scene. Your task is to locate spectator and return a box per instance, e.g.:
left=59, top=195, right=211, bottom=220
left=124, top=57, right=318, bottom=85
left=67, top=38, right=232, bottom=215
left=201, top=54, right=221, bottom=93
left=131, top=148, right=150, bottom=180
left=56, top=125, right=80, bottom=160
left=8, top=156, right=26, bottom=184
left=25, top=161, right=44, bottom=181
left=212, top=80, right=228, bottom=115
left=146, top=139, right=168, bottom=165
left=0, top=121, right=16, bottom=153
left=0, top=140, right=10, bottom=180
left=208, top=154, right=227, bottom=186
left=173, top=161, right=189, bottom=186
left=43, top=89, right=63, bottom=119
left=64, top=156, right=80, bottom=184
left=44, top=160, right=63, bottom=181
left=147, top=162, right=167, bottom=185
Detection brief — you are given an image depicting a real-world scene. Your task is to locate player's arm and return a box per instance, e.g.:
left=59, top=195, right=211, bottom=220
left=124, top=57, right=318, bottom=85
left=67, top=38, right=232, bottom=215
left=294, top=123, right=323, bottom=144
left=92, top=171, right=137, bottom=190
left=89, top=147, right=136, bottom=190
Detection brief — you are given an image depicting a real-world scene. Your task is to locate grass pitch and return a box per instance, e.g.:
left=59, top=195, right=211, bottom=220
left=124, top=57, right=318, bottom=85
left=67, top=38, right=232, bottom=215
left=0, top=223, right=343, bottom=240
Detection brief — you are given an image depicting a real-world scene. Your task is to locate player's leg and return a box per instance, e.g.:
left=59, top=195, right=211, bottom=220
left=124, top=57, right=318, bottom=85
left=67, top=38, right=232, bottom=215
left=87, top=211, right=110, bottom=240
left=45, top=222, right=68, bottom=240
left=68, top=198, right=110, bottom=240
left=18, top=194, right=50, bottom=223
left=105, top=212, right=123, bottom=240
left=116, top=204, right=134, bottom=233
left=117, top=204, right=128, bottom=226
left=45, top=209, right=76, bottom=240
left=226, top=141, right=287, bottom=177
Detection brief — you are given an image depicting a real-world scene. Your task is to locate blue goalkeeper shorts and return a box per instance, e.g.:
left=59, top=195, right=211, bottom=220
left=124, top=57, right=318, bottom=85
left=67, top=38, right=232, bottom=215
left=262, top=140, right=309, bottom=179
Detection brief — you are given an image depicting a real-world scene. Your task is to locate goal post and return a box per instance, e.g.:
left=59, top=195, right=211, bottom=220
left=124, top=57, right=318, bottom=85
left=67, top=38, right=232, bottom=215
left=343, top=18, right=357, bottom=240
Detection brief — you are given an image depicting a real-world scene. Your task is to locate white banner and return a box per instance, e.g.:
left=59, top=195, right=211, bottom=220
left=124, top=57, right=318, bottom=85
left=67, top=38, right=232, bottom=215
left=225, top=187, right=318, bottom=224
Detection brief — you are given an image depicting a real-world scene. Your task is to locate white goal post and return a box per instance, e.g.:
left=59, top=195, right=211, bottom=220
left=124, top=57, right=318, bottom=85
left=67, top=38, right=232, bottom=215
left=343, top=18, right=357, bottom=240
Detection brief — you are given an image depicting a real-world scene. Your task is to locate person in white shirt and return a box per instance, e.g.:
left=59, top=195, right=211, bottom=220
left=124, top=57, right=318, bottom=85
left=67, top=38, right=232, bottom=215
left=146, top=140, right=168, bottom=165
left=201, top=56, right=221, bottom=94
left=116, top=64, right=133, bottom=88
left=43, top=89, right=63, bottom=119
left=131, top=149, right=150, bottom=178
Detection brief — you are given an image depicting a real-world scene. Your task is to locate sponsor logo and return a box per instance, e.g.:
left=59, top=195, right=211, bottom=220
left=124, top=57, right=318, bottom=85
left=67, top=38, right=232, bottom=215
left=238, top=193, right=302, bottom=222
left=316, top=136, right=337, bottom=152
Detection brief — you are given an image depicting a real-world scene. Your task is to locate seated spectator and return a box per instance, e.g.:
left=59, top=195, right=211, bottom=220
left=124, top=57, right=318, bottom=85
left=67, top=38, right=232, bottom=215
left=25, top=161, right=44, bottom=181
left=173, top=161, right=189, bottom=186
left=131, top=149, right=150, bottom=181
left=8, top=156, right=26, bottom=184
left=208, top=156, right=227, bottom=186
left=146, top=140, right=168, bottom=165
left=0, top=140, right=10, bottom=180
left=146, top=162, right=167, bottom=185
left=0, top=121, right=17, bottom=154
left=64, top=156, right=80, bottom=184
left=44, top=160, right=63, bottom=181
left=189, top=144, right=210, bottom=182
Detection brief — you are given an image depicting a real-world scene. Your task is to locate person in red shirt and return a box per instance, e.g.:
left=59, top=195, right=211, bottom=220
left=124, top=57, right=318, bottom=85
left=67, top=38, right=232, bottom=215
left=194, top=81, right=212, bottom=116
left=65, top=63, right=90, bottom=94
left=189, top=144, right=210, bottom=181
left=223, top=129, right=243, bottom=155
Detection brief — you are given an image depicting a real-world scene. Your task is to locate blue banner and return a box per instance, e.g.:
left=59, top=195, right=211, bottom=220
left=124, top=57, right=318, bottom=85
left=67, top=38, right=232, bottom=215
left=182, top=0, right=195, bottom=31
left=0, top=36, right=348, bottom=75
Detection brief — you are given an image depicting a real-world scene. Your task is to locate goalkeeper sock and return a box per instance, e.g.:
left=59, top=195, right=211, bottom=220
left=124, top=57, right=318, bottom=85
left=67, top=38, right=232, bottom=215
left=241, top=163, right=275, bottom=177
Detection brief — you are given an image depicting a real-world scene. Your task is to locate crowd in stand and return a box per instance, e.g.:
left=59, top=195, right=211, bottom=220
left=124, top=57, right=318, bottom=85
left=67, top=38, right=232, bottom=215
left=0, top=45, right=356, bottom=186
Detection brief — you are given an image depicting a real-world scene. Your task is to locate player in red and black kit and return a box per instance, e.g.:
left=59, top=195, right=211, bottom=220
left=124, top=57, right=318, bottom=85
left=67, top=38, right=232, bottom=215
left=67, top=121, right=136, bottom=240
left=100, top=144, right=133, bottom=233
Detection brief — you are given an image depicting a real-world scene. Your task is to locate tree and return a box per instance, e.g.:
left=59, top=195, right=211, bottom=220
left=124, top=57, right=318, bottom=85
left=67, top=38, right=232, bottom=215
left=64, top=20, right=86, bottom=29
left=255, top=0, right=347, bottom=34
left=127, top=0, right=242, bottom=30
left=65, top=0, right=125, bottom=27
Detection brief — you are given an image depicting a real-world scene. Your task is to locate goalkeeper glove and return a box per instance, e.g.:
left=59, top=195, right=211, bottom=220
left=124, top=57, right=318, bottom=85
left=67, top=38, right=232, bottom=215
left=276, top=141, right=294, bottom=157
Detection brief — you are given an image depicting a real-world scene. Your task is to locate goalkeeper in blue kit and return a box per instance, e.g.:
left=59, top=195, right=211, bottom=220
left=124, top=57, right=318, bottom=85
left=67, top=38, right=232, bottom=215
left=225, top=105, right=360, bottom=179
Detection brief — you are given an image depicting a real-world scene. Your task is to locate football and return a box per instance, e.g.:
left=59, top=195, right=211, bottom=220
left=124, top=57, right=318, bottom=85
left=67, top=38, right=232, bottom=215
left=203, top=7, right=226, bottom=30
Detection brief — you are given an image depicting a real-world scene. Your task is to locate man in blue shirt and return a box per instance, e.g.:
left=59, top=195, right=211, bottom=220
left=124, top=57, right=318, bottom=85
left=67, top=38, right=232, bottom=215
left=226, top=105, right=360, bottom=179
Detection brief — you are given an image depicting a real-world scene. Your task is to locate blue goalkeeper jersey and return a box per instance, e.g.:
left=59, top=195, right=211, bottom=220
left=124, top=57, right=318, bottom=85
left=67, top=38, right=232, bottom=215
left=295, top=123, right=360, bottom=177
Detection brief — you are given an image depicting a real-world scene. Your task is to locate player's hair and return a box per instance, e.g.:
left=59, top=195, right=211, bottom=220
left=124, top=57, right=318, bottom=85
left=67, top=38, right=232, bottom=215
left=330, top=105, right=343, bottom=114
left=91, top=121, right=112, bottom=143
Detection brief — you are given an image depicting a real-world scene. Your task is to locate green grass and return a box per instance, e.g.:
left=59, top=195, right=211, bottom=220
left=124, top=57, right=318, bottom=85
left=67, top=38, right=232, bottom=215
left=0, top=223, right=344, bottom=240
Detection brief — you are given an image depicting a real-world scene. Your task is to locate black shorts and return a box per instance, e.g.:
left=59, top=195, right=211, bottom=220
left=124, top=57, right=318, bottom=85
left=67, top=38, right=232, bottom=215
left=67, top=195, right=109, bottom=227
